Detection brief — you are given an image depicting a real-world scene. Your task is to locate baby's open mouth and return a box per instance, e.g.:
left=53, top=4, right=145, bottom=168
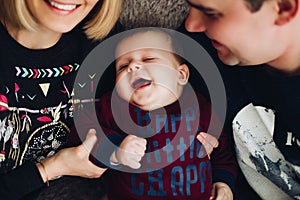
left=131, top=78, right=152, bottom=90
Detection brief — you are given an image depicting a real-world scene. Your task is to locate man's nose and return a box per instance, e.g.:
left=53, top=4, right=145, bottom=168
left=185, top=8, right=206, bottom=32
left=128, top=62, right=142, bottom=72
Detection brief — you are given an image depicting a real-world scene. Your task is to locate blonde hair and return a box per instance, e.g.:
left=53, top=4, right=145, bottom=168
left=84, top=0, right=123, bottom=40
left=0, top=0, right=123, bottom=40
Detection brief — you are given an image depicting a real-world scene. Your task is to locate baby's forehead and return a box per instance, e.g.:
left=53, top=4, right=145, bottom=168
left=116, top=31, right=174, bottom=56
left=119, top=48, right=170, bottom=56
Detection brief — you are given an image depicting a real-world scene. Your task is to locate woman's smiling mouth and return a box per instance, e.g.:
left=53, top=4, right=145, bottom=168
left=45, top=0, right=79, bottom=11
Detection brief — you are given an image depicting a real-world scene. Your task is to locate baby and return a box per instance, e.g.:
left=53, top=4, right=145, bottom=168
left=92, top=28, right=237, bottom=199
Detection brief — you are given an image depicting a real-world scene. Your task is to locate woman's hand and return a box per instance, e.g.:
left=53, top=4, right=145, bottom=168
left=38, top=129, right=106, bottom=183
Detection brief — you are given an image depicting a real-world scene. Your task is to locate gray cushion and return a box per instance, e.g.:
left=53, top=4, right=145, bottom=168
left=120, top=0, right=189, bottom=30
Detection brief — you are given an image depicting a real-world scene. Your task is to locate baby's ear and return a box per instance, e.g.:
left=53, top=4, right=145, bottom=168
left=178, top=64, right=190, bottom=85
left=275, top=0, right=298, bottom=25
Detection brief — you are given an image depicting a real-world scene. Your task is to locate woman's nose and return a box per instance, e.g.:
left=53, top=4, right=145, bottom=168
left=185, top=8, right=207, bottom=32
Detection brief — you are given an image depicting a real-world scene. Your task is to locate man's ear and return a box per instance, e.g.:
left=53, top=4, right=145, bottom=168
left=178, top=64, right=190, bottom=85
left=275, top=0, right=298, bottom=25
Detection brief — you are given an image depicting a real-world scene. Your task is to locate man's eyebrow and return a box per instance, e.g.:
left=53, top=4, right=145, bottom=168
left=186, top=0, right=216, bottom=12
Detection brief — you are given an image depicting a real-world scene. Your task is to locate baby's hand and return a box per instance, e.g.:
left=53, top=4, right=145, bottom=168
left=112, top=135, right=147, bottom=169
left=210, top=182, right=233, bottom=200
left=197, top=132, right=219, bottom=159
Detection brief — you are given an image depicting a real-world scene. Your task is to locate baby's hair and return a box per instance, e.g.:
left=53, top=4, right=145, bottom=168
left=116, top=27, right=185, bottom=64
left=0, top=0, right=122, bottom=40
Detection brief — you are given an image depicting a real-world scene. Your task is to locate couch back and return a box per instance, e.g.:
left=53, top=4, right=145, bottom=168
left=119, top=0, right=189, bottom=30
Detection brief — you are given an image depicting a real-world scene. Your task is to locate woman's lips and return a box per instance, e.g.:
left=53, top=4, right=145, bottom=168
left=45, top=0, right=80, bottom=14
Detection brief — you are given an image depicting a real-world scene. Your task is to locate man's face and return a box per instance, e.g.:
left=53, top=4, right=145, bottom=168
left=185, top=0, right=287, bottom=66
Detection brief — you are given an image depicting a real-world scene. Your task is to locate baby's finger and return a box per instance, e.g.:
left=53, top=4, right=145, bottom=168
left=127, top=156, right=142, bottom=169
left=135, top=137, right=147, bottom=148
left=215, top=187, right=226, bottom=200
left=129, top=162, right=141, bottom=169
left=203, top=132, right=219, bottom=147
left=197, top=132, right=219, bottom=148
left=124, top=152, right=142, bottom=163
left=134, top=149, right=146, bottom=157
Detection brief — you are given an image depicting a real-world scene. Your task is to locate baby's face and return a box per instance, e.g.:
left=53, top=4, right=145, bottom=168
left=115, top=31, right=187, bottom=111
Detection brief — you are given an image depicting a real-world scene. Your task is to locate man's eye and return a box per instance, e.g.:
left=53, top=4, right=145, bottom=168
left=204, top=12, right=222, bottom=19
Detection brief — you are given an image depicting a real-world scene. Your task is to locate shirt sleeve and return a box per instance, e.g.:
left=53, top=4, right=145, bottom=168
left=197, top=92, right=238, bottom=191
left=0, top=162, right=44, bottom=200
left=210, top=129, right=238, bottom=192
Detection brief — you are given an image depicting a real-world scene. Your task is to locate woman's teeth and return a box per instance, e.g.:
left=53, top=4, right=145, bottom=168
left=49, top=0, right=77, bottom=11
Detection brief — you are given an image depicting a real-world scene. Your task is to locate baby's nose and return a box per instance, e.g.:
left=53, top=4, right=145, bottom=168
left=128, top=63, right=142, bottom=72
